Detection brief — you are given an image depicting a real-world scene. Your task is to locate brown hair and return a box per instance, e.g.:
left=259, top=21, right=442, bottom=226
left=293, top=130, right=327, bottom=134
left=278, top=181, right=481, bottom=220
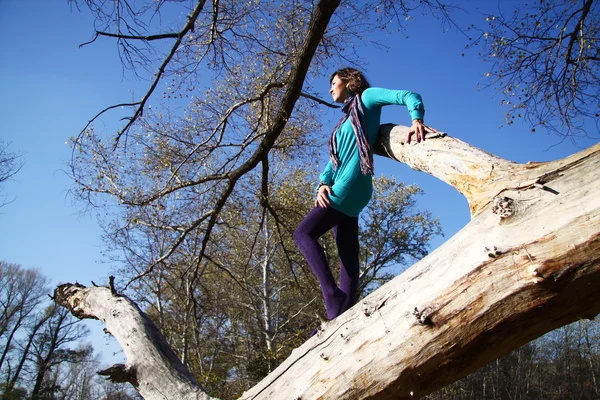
left=330, top=68, right=370, bottom=95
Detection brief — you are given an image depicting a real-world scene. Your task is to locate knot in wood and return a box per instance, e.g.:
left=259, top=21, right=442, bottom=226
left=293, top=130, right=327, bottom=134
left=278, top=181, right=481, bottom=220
left=484, top=246, right=503, bottom=258
left=492, top=196, right=515, bottom=219
left=413, top=306, right=434, bottom=325
left=362, top=301, right=372, bottom=317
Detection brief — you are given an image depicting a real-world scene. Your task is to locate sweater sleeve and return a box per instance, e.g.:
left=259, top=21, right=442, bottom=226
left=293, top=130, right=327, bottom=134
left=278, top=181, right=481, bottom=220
left=361, top=87, right=425, bottom=121
left=318, top=160, right=334, bottom=187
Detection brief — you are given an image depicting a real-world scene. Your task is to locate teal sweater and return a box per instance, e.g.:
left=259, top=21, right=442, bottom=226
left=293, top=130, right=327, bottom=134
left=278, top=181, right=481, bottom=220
left=319, top=87, right=425, bottom=217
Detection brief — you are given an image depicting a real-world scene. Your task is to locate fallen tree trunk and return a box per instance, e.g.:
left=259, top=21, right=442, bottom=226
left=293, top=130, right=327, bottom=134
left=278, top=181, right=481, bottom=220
left=55, top=125, right=600, bottom=399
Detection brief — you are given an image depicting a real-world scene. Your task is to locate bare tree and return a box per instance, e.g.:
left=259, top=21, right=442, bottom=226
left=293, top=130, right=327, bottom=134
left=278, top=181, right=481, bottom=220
left=471, top=0, right=600, bottom=137
left=0, top=264, right=100, bottom=399
left=0, top=262, right=49, bottom=372
left=0, top=141, right=23, bottom=208
left=29, top=305, right=90, bottom=399
left=3, top=305, right=54, bottom=397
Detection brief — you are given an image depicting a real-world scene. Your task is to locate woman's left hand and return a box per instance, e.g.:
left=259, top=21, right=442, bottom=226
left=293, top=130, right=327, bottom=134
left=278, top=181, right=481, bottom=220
left=407, top=119, right=438, bottom=144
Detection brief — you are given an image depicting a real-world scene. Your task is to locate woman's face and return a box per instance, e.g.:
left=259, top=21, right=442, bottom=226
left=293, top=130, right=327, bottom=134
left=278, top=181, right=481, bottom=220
left=329, top=75, right=349, bottom=103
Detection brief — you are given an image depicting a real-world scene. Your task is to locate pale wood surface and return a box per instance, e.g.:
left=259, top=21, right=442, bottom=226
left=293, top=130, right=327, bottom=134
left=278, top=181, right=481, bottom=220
left=54, top=284, right=216, bottom=400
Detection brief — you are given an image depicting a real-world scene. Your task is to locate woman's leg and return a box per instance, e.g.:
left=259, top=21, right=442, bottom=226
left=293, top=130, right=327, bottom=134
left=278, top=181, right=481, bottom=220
left=334, top=214, right=360, bottom=315
left=293, top=206, right=347, bottom=320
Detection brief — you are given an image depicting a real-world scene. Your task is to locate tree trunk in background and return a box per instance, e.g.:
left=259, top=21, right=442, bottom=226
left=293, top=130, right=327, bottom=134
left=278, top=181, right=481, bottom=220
left=5, top=309, right=52, bottom=395
left=261, top=217, right=276, bottom=373
left=31, top=309, right=66, bottom=399
left=54, top=126, right=600, bottom=399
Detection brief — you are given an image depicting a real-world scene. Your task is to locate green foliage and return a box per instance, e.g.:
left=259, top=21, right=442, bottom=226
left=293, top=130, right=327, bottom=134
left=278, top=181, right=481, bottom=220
left=0, top=384, right=26, bottom=400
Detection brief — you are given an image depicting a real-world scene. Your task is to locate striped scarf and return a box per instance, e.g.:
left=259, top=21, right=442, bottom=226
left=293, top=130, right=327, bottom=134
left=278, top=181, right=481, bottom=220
left=328, top=93, right=374, bottom=175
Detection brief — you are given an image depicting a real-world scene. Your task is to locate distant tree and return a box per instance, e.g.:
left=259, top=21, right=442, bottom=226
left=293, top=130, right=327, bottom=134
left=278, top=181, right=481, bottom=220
left=0, top=141, right=23, bottom=208
left=0, top=384, right=26, bottom=400
left=29, top=305, right=90, bottom=399
left=37, top=343, right=142, bottom=400
left=426, top=318, right=600, bottom=399
left=3, top=305, right=54, bottom=396
left=0, top=262, right=49, bottom=372
left=0, top=262, right=100, bottom=400
left=472, top=0, right=600, bottom=137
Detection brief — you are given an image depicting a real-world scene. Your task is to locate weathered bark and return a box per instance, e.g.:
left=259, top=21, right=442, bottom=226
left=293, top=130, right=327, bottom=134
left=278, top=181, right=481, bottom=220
left=55, top=126, right=600, bottom=399
left=377, top=124, right=525, bottom=216
left=54, top=283, right=216, bottom=400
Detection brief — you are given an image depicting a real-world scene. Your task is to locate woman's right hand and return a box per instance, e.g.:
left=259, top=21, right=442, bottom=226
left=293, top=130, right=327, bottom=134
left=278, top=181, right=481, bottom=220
left=315, top=185, right=333, bottom=208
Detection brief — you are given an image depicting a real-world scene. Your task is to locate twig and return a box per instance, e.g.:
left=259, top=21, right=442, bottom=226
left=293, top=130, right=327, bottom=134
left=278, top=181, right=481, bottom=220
left=300, top=92, right=339, bottom=109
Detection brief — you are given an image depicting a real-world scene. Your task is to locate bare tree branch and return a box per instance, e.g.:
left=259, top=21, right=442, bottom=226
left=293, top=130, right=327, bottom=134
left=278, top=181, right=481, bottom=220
left=113, top=0, right=209, bottom=147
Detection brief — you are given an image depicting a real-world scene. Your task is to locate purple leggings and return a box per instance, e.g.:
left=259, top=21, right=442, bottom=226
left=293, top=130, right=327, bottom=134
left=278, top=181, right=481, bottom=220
left=293, top=206, right=360, bottom=320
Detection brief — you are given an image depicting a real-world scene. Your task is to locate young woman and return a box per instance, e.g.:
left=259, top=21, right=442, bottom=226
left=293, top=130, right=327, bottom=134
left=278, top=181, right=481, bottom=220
left=293, top=67, right=435, bottom=324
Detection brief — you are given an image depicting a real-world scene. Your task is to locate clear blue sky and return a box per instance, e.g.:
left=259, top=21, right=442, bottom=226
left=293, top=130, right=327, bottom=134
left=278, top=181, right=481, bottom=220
left=1, top=0, right=598, bottom=364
